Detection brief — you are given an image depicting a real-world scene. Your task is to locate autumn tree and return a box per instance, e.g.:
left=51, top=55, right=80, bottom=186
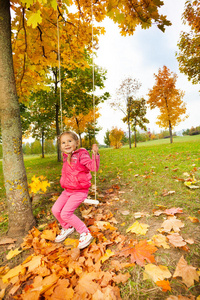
left=28, top=90, right=56, bottom=158
left=111, top=77, right=142, bottom=148
left=123, top=97, right=149, bottom=148
left=147, top=66, right=187, bottom=143
left=1, top=0, right=171, bottom=237
left=176, top=0, right=200, bottom=85
left=109, top=127, right=124, bottom=149
left=64, top=108, right=100, bottom=147
left=104, top=130, right=111, bottom=147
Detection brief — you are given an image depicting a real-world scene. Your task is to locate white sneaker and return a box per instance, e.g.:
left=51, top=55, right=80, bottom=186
left=78, top=232, right=93, bottom=249
left=55, top=227, right=75, bottom=243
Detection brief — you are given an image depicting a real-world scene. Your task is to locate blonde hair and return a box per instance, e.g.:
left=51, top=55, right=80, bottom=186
left=58, top=131, right=79, bottom=164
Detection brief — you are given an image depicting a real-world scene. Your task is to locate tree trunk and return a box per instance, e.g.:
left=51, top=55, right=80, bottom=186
left=41, top=130, right=45, bottom=158
left=169, top=120, right=173, bottom=143
left=134, top=120, right=137, bottom=147
left=128, top=121, right=132, bottom=149
left=0, top=0, right=35, bottom=237
left=134, top=128, right=137, bottom=147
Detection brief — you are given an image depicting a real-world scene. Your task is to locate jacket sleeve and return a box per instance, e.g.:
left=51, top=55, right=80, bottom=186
left=79, top=151, right=100, bottom=172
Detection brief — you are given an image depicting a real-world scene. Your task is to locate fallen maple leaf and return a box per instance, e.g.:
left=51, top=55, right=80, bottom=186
left=164, top=207, right=183, bottom=215
left=152, top=234, right=170, bottom=249
left=162, top=190, right=175, bottom=197
left=167, top=233, right=186, bottom=248
left=112, top=272, right=130, bottom=284
left=100, top=249, right=115, bottom=263
left=188, top=216, right=199, bottom=223
left=75, top=271, right=100, bottom=295
left=6, top=247, right=22, bottom=260
left=133, top=212, right=150, bottom=219
left=173, top=255, right=199, bottom=287
left=161, top=216, right=184, bottom=233
left=63, top=238, right=79, bottom=249
left=143, top=264, right=171, bottom=282
left=156, top=279, right=171, bottom=292
left=119, top=240, right=157, bottom=266
left=2, top=265, right=26, bottom=283
left=126, top=221, right=149, bottom=235
left=0, top=238, right=16, bottom=245
left=94, top=221, right=117, bottom=231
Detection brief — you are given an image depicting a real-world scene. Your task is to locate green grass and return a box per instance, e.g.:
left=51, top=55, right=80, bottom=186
left=0, top=135, right=200, bottom=299
left=0, top=135, right=200, bottom=217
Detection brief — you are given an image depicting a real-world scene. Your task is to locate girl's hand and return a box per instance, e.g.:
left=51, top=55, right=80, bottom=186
left=92, top=144, right=98, bottom=155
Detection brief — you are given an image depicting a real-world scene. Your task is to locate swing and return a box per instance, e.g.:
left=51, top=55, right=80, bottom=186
left=56, top=1, right=99, bottom=206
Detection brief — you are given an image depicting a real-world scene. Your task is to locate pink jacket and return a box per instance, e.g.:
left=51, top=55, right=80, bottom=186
left=60, top=148, right=100, bottom=192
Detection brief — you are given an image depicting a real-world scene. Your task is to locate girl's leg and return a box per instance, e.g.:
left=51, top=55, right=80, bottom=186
left=52, top=190, right=71, bottom=229
left=60, top=191, right=89, bottom=234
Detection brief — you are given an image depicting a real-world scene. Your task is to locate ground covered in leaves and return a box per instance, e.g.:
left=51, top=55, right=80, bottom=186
left=0, top=136, right=200, bottom=299
left=0, top=185, right=200, bottom=300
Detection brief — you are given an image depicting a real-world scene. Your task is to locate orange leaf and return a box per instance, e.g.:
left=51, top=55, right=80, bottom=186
left=75, top=271, right=100, bottom=295
left=156, top=280, right=171, bottom=292
left=173, top=256, right=199, bottom=287
left=119, top=240, right=157, bottom=266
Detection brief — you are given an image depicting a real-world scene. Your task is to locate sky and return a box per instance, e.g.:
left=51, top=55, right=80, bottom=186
left=94, top=0, right=200, bottom=144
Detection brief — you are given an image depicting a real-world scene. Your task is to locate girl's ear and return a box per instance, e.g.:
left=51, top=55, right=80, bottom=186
left=76, top=140, right=80, bottom=148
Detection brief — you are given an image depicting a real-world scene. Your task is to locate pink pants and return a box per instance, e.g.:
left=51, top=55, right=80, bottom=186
left=52, top=190, right=89, bottom=234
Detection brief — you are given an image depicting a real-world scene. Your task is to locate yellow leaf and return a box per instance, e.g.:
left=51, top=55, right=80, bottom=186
left=63, top=238, right=79, bottom=249
left=94, top=221, right=117, bottom=231
left=6, top=247, right=22, bottom=260
left=27, top=11, right=42, bottom=28
left=126, top=221, right=149, bottom=235
left=152, top=234, right=170, bottom=249
left=2, top=265, right=26, bottom=283
left=101, top=249, right=115, bottom=263
left=143, top=264, right=171, bottom=282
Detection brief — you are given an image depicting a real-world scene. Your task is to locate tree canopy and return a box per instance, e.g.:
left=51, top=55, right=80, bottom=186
left=176, top=0, right=200, bottom=85
left=147, top=66, right=188, bottom=143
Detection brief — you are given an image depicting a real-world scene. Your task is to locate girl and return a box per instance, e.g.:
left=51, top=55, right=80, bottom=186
left=52, top=131, right=100, bottom=249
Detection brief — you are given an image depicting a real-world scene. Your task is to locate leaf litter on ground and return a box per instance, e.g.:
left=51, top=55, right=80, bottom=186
left=0, top=193, right=199, bottom=299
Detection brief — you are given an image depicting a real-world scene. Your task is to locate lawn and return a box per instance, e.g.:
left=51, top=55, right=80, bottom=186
left=0, top=135, right=200, bottom=299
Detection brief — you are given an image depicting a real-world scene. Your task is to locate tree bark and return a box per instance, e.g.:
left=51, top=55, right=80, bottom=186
left=169, top=120, right=173, bottom=143
left=128, top=124, right=132, bottom=149
left=41, top=129, right=45, bottom=158
left=0, top=0, right=35, bottom=237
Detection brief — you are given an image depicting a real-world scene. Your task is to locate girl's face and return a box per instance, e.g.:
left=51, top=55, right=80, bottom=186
left=60, top=134, right=79, bottom=154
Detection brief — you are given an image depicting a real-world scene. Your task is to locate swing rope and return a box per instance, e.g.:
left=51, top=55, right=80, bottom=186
left=56, top=5, right=63, bottom=133
left=56, top=1, right=98, bottom=204
left=91, top=0, right=97, bottom=202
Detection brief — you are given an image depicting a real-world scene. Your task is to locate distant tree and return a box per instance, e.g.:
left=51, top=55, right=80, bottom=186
left=109, top=127, right=124, bottom=149
left=183, top=126, right=200, bottom=136
left=147, top=66, right=188, bottom=143
left=176, top=0, right=200, bottom=85
left=104, top=130, right=111, bottom=147
left=123, top=97, right=149, bottom=147
left=84, top=123, right=101, bottom=151
left=45, top=140, right=56, bottom=154
left=111, top=77, right=141, bottom=149
left=27, top=90, right=56, bottom=158
left=64, top=108, right=100, bottom=147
